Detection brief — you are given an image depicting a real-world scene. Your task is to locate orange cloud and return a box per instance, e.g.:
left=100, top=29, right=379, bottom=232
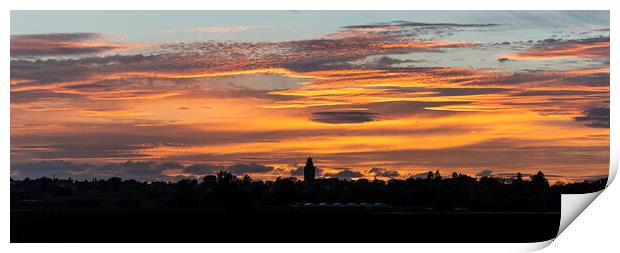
left=11, top=33, right=147, bottom=57
left=498, top=37, right=609, bottom=60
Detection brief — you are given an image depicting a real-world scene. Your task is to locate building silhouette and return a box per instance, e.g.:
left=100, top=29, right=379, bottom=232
left=304, top=157, right=316, bottom=186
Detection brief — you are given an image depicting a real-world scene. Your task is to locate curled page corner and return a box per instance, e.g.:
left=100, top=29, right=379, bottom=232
left=555, top=136, right=616, bottom=239
left=557, top=190, right=604, bottom=236
left=521, top=238, right=555, bottom=252
left=525, top=191, right=604, bottom=253
left=546, top=140, right=615, bottom=248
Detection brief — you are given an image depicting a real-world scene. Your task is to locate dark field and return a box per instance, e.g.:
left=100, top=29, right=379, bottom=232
left=11, top=208, right=560, bottom=243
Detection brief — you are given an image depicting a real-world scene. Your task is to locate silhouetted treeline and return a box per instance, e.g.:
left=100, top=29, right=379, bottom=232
left=11, top=171, right=607, bottom=212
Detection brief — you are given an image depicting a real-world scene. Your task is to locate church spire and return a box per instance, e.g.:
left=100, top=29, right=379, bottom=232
left=304, top=157, right=316, bottom=187
left=306, top=157, right=314, bottom=167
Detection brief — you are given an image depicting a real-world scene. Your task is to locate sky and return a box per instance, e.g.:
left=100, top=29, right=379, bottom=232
left=10, top=11, right=610, bottom=182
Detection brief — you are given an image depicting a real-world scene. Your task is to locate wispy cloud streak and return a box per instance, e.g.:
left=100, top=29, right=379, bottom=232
left=11, top=33, right=142, bottom=57
left=499, top=37, right=609, bottom=60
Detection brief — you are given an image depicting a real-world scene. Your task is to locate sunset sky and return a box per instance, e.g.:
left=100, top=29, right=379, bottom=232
left=10, top=11, right=610, bottom=182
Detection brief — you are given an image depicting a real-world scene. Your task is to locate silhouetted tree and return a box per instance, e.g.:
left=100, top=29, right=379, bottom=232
left=512, top=172, right=524, bottom=185
left=173, top=179, right=198, bottom=207
left=10, top=171, right=606, bottom=213
left=426, top=171, right=434, bottom=181
left=531, top=171, right=549, bottom=187
left=434, top=170, right=442, bottom=181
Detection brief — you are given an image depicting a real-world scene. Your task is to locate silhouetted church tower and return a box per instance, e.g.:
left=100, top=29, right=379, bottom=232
left=304, top=157, right=316, bottom=186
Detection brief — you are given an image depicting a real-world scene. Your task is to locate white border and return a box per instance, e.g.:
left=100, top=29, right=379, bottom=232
left=3, top=0, right=615, bottom=10
left=2, top=1, right=617, bottom=252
